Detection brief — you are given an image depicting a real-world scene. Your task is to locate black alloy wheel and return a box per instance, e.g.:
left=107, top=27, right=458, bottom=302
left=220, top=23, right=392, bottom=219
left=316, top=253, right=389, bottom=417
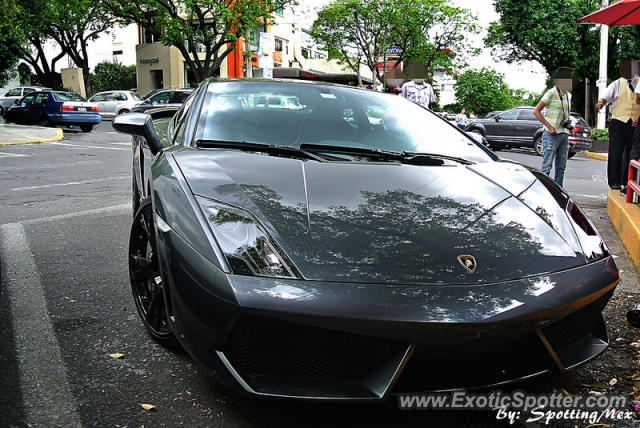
left=534, top=136, right=544, bottom=156
left=80, top=124, right=93, bottom=132
left=568, top=150, right=577, bottom=159
left=129, top=198, right=179, bottom=347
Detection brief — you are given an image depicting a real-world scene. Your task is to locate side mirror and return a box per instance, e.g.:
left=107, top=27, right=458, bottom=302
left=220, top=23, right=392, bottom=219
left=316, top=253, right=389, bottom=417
left=493, top=116, right=500, bottom=122
left=112, top=112, right=164, bottom=155
left=14, top=99, right=20, bottom=105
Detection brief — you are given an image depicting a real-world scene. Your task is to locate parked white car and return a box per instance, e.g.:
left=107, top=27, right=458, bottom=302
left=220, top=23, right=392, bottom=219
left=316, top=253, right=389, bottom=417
left=0, top=86, right=51, bottom=116
left=88, top=90, right=141, bottom=118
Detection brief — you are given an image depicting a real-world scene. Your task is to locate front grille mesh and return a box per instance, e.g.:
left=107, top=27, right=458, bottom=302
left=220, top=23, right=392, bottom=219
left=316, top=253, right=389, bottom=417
left=541, top=290, right=613, bottom=352
left=224, top=315, right=398, bottom=384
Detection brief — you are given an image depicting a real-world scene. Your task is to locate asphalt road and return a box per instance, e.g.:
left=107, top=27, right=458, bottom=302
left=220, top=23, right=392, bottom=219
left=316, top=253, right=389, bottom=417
left=0, top=123, right=638, bottom=427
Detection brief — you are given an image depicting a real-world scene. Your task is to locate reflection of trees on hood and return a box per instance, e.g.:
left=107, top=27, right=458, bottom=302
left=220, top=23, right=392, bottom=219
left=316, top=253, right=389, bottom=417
left=220, top=184, right=575, bottom=284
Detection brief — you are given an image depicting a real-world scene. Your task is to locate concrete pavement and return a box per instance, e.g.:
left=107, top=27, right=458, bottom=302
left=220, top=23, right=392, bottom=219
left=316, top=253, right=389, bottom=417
left=0, top=123, right=63, bottom=145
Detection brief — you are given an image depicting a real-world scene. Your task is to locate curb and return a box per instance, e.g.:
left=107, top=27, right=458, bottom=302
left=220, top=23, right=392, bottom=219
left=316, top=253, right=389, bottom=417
left=584, top=151, right=608, bottom=161
left=607, top=189, right=640, bottom=270
left=0, top=127, right=64, bottom=145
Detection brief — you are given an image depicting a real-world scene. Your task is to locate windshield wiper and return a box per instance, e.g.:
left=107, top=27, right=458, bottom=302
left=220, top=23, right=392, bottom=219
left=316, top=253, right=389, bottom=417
left=299, top=143, right=473, bottom=165
left=196, top=139, right=325, bottom=162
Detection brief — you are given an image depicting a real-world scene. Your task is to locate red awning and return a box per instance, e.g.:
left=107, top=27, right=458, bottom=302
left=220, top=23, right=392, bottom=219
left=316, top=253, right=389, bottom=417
left=578, top=0, right=640, bottom=26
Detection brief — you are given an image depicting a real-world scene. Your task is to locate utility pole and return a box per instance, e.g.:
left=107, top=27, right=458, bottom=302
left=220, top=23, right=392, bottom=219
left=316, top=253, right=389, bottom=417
left=585, top=77, right=590, bottom=124
left=596, top=2, right=609, bottom=129
left=245, top=28, right=253, bottom=78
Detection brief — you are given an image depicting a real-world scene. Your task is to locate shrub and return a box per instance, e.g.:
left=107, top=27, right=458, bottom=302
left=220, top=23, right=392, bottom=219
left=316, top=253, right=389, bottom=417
left=591, top=128, right=608, bottom=142
left=90, top=61, right=136, bottom=96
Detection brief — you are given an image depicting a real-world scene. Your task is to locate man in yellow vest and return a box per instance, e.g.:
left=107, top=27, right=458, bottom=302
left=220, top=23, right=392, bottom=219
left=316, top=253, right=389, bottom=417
left=595, top=59, right=640, bottom=192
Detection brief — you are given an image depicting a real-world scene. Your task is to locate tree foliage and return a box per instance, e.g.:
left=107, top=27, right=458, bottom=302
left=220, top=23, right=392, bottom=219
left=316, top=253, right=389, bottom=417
left=102, top=0, right=291, bottom=83
left=484, top=0, right=640, bottom=120
left=454, top=68, right=512, bottom=115
left=90, top=62, right=137, bottom=94
left=310, top=0, right=478, bottom=88
left=0, top=0, right=25, bottom=86
left=510, top=88, right=541, bottom=107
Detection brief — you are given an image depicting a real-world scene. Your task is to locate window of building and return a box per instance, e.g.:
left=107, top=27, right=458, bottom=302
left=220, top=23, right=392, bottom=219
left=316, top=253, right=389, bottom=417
left=247, top=25, right=267, bottom=53
left=301, top=48, right=310, bottom=59
left=314, top=51, right=325, bottom=59
left=139, top=25, right=158, bottom=44
left=275, top=38, right=284, bottom=52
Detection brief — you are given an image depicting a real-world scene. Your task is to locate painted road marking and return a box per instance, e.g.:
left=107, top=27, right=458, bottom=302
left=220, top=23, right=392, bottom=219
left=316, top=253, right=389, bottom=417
left=0, top=151, right=29, bottom=158
left=13, top=203, right=130, bottom=226
left=0, top=223, right=82, bottom=427
left=12, top=175, right=128, bottom=191
left=47, top=141, right=127, bottom=151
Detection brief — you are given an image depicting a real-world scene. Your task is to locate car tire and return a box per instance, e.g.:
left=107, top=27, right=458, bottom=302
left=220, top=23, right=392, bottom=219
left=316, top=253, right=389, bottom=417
left=39, top=115, right=52, bottom=127
left=129, top=198, right=180, bottom=348
left=470, top=131, right=489, bottom=147
left=568, top=150, right=577, bottom=159
left=118, top=109, right=129, bottom=115
left=0, top=106, right=4, bottom=118
left=534, top=137, right=544, bottom=156
left=80, top=124, right=93, bottom=132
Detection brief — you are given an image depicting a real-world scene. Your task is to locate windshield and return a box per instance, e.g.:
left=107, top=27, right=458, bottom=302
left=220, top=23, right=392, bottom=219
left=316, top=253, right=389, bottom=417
left=195, top=81, right=496, bottom=163
left=53, top=92, right=86, bottom=102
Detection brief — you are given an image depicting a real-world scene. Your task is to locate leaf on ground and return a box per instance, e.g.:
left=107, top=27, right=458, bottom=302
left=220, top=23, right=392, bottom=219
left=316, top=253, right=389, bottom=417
left=108, top=353, right=125, bottom=359
left=140, top=403, right=156, bottom=411
left=583, top=383, right=608, bottom=389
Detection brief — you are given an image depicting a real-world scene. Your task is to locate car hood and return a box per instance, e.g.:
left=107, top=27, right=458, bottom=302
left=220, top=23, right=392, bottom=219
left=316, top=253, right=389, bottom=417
left=173, top=149, right=586, bottom=284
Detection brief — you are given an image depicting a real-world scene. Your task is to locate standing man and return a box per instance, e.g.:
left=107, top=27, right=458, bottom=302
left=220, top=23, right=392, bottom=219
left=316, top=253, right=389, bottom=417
left=595, top=59, right=640, bottom=192
left=533, top=67, right=574, bottom=187
left=455, top=108, right=468, bottom=130
left=400, top=78, right=435, bottom=109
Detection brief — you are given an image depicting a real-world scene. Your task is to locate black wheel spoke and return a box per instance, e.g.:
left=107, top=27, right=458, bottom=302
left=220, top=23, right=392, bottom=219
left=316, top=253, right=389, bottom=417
left=145, top=286, right=165, bottom=330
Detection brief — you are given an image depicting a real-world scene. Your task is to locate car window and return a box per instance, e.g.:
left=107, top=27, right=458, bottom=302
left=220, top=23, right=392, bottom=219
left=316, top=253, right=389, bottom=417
left=499, top=110, right=519, bottom=120
left=171, top=88, right=200, bottom=145
left=517, top=109, right=536, bottom=120
left=34, top=93, right=48, bottom=105
left=130, top=92, right=141, bottom=101
left=571, top=114, right=588, bottom=127
left=114, top=92, right=128, bottom=101
left=196, top=82, right=496, bottom=164
left=53, top=92, right=86, bottom=102
left=149, top=92, right=171, bottom=105
left=21, top=94, right=36, bottom=105
left=5, top=88, right=21, bottom=97
left=23, top=88, right=37, bottom=95
left=91, top=93, right=107, bottom=102
left=170, top=91, right=190, bottom=104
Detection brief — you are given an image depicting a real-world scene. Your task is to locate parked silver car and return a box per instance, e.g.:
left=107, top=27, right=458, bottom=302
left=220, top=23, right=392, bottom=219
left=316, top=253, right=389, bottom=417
left=88, top=90, right=141, bottom=118
left=0, top=86, right=51, bottom=116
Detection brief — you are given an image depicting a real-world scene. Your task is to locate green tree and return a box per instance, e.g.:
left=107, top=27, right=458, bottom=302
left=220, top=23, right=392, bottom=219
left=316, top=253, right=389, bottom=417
left=510, top=88, right=541, bottom=107
left=310, top=0, right=477, bottom=89
left=484, top=0, right=640, bottom=121
left=0, top=0, right=25, bottom=86
left=101, top=0, right=291, bottom=84
left=90, top=62, right=137, bottom=94
left=454, top=68, right=512, bottom=115
left=46, top=0, right=115, bottom=94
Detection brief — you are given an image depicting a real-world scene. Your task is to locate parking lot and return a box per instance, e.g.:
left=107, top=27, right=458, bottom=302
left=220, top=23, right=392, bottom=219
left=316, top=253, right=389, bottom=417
left=1, top=121, right=640, bottom=427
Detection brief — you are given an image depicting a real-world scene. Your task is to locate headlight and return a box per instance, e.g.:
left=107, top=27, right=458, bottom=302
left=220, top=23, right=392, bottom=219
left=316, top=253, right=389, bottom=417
left=196, top=197, right=296, bottom=278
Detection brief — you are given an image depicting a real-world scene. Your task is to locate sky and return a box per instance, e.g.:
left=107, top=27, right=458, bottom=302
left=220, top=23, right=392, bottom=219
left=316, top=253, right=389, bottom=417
left=303, top=0, right=549, bottom=93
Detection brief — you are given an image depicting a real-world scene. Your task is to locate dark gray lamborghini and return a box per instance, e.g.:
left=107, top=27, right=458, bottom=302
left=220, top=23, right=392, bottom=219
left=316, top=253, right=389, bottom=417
left=113, top=79, right=619, bottom=400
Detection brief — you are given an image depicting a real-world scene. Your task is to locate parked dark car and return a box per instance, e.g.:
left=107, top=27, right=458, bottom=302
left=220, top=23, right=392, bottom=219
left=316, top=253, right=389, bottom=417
left=485, top=110, right=503, bottom=118
left=131, top=88, right=194, bottom=113
left=0, top=86, right=51, bottom=116
left=466, top=106, right=591, bottom=158
left=113, top=79, right=617, bottom=400
left=5, top=90, right=101, bottom=132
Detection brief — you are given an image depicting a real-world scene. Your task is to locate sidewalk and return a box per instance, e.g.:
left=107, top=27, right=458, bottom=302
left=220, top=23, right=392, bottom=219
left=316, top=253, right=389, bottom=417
left=608, top=190, right=640, bottom=269
left=0, top=123, right=63, bottom=145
